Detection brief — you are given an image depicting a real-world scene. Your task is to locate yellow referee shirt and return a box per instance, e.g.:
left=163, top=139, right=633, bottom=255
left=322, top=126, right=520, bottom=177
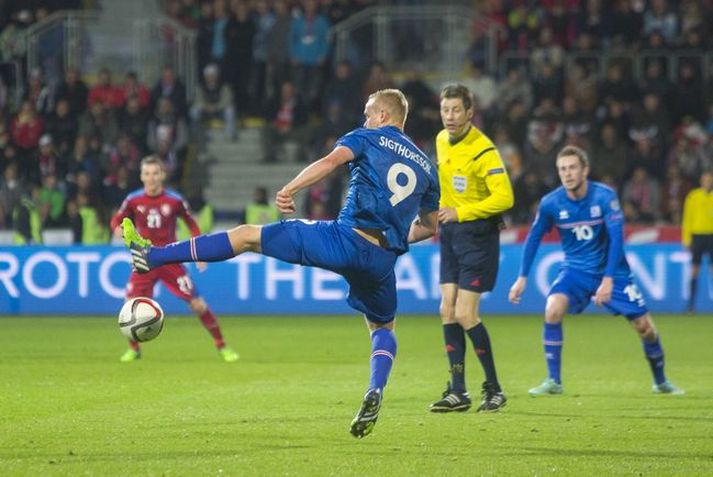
left=436, top=126, right=514, bottom=222
left=681, top=187, right=713, bottom=247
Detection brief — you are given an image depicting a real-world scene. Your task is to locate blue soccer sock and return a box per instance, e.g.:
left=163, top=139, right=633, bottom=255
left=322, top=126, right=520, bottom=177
left=543, top=322, right=563, bottom=384
left=148, top=232, right=235, bottom=267
left=642, top=336, right=666, bottom=385
left=368, top=328, right=397, bottom=392
left=443, top=323, right=466, bottom=393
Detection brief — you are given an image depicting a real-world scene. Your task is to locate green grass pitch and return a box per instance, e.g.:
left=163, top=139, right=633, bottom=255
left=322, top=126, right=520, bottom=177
left=1, top=314, right=711, bottom=476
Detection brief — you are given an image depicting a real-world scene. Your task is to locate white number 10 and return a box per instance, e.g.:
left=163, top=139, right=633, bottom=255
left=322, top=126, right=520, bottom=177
left=387, top=163, right=417, bottom=206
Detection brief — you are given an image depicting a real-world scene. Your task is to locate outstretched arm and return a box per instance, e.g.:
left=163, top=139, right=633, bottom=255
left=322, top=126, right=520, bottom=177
left=408, top=209, right=438, bottom=244
left=276, top=146, right=354, bottom=214
left=509, top=206, right=552, bottom=304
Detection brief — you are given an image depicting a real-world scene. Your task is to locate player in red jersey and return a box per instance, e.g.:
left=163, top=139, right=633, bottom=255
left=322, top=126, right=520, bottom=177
left=110, top=156, right=239, bottom=363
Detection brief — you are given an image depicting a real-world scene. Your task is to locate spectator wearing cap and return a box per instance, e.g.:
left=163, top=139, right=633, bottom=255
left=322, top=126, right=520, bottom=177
left=36, top=133, right=59, bottom=184
left=191, top=63, right=235, bottom=139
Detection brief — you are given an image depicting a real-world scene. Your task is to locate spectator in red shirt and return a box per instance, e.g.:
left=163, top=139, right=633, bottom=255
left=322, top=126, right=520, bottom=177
left=118, top=71, right=151, bottom=109
left=87, top=67, right=124, bottom=110
left=11, top=100, right=44, bottom=162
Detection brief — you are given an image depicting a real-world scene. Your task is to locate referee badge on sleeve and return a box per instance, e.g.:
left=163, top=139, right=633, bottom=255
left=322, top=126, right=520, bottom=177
left=453, top=175, right=467, bottom=193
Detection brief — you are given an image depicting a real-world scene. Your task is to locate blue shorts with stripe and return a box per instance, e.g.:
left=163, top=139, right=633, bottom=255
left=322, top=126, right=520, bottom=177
left=549, top=268, right=649, bottom=320
left=261, top=219, right=398, bottom=323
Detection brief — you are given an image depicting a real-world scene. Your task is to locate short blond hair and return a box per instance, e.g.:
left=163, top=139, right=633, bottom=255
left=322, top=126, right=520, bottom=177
left=140, top=155, right=165, bottom=171
left=368, top=89, right=409, bottom=126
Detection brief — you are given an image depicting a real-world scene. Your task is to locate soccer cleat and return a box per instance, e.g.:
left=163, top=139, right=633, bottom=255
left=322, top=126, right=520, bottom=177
left=429, top=383, right=472, bottom=413
left=119, top=348, right=141, bottom=362
left=350, top=388, right=382, bottom=438
left=122, top=218, right=152, bottom=273
left=477, top=381, right=507, bottom=412
left=528, top=378, right=563, bottom=396
left=652, top=381, right=685, bottom=395
left=219, top=346, right=239, bottom=363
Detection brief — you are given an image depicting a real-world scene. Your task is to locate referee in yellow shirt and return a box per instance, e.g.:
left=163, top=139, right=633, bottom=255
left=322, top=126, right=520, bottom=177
left=429, top=84, right=514, bottom=414
left=681, top=170, right=713, bottom=313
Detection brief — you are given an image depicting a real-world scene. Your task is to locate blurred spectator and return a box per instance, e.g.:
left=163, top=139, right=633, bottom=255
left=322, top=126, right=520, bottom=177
left=36, top=134, right=59, bottom=183
left=147, top=97, right=188, bottom=155
left=627, top=135, right=664, bottom=180
left=564, top=63, right=598, bottom=113
left=462, top=64, right=497, bottom=120
left=150, top=65, right=188, bottom=118
left=118, top=96, right=150, bottom=153
left=629, top=92, right=671, bottom=153
left=190, top=63, right=235, bottom=139
left=266, top=0, right=292, bottom=102
left=289, top=0, right=330, bottom=112
left=591, top=122, right=628, bottom=184
left=196, top=0, right=217, bottom=75
left=622, top=166, right=662, bottom=223
left=65, top=137, right=102, bottom=190
left=401, top=70, right=439, bottom=147
left=87, top=67, right=123, bottom=110
left=497, top=67, right=533, bottom=114
left=561, top=95, right=594, bottom=149
left=668, top=120, right=711, bottom=181
left=26, top=68, right=54, bottom=117
left=261, top=81, right=308, bottom=163
left=643, top=0, right=678, bottom=45
left=118, top=71, right=151, bottom=110
left=12, top=186, right=42, bottom=244
left=78, top=101, right=119, bottom=149
left=511, top=169, right=548, bottom=225
left=105, top=134, right=141, bottom=185
left=227, top=0, right=255, bottom=121
left=322, top=61, right=361, bottom=127
left=638, top=58, right=671, bottom=101
left=37, top=173, right=65, bottom=227
left=249, top=0, right=274, bottom=115
left=532, top=62, right=562, bottom=106
left=671, top=61, right=705, bottom=124
left=609, top=0, right=644, bottom=48
left=177, top=191, right=214, bottom=239
left=0, top=162, right=25, bottom=227
left=69, top=191, right=109, bottom=244
left=11, top=100, right=44, bottom=165
left=154, top=138, right=180, bottom=183
left=361, top=61, right=395, bottom=103
left=45, top=98, right=78, bottom=158
left=577, top=0, right=606, bottom=41
left=661, top=164, right=693, bottom=224
left=54, top=67, right=88, bottom=117
left=498, top=99, right=528, bottom=150
left=530, top=27, right=565, bottom=77
left=103, top=165, right=133, bottom=214
left=598, top=63, right=638, bottom=106
left=245, top=186, right=279, bottom=224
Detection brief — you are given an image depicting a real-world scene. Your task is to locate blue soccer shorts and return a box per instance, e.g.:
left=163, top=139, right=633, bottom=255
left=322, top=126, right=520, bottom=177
left=261, top=219, right=398, bottom=323
left=548, top=268, right=649, bottom=320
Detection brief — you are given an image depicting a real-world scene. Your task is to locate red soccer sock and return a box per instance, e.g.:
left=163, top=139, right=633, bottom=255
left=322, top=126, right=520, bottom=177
left=129, top=340, right=140, bottom=351
left=199, top=309, right=225, bottom=348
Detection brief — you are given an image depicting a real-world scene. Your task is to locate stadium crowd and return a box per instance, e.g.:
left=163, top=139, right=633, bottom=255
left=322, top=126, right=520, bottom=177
left=1, top=0, right=712, bottom=244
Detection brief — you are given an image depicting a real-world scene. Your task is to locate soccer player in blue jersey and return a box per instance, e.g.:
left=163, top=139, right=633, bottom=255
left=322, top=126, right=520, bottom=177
left=508, top=145, right=683, bottom=396
left=123, top=89, right=440, bottom=438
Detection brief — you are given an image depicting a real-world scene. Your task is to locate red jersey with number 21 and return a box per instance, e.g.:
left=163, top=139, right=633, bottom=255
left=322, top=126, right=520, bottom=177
left=110, top=189, right=200, bottom=246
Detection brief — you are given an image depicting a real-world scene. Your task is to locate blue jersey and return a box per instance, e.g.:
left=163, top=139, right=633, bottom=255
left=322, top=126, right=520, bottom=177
left=335, top=125, right=440, bottom=255
left=520, top=181, right=629, bottom=278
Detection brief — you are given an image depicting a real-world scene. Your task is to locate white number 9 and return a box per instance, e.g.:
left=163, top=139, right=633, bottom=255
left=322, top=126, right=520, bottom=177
left=387, top=163, right=417, bottom=206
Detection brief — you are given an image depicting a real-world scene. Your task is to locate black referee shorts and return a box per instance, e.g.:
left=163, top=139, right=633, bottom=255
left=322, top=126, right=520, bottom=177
left=439, top=217, right=500, bottom=293
left=691, top=234, right=713, bottom=265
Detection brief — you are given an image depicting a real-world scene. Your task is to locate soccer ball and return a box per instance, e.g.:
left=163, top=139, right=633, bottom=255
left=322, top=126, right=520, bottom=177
left=118, top=297, right=165, bottom=342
